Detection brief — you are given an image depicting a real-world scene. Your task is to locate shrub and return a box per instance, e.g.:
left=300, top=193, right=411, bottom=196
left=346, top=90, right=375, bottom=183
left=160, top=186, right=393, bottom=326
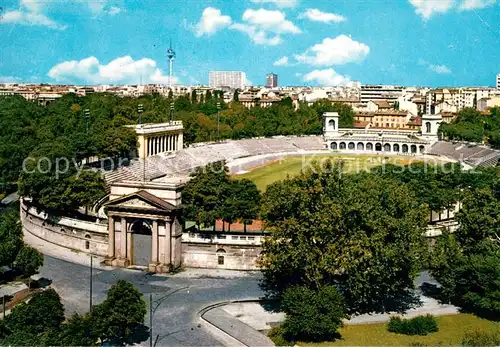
left=462, top=330, right=500, bottom=347
left=267, top=326, right=293, bottom=347
left=387, top=315, right=439, bottom=336
left=281, top=285, right=346, bottom=342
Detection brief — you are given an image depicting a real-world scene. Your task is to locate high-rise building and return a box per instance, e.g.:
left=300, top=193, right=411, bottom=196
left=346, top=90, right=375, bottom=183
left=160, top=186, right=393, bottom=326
left=266, top=73, right=278, bottom=88
left=209, top=71, right=246, bottom=90
left=496, top=73, right=500, bottom=89
left=360, top=85, right=403, bottom=103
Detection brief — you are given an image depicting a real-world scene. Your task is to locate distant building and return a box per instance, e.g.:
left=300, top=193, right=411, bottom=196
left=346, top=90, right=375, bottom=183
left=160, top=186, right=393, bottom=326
left=360, top=85, right=403, bottom=103
left=266, top=73, right=278, bottom=88
left=209, top=71, right=246, bottom=90
left=497, top=73, right=500, bottom=89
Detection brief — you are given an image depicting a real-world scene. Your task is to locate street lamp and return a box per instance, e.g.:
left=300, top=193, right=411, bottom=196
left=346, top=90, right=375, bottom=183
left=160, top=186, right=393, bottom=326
left=84, top=109, right=90, bottom=133
left=149, top=286, right=188, bottom=347
left=89, top=254, right=94, bottom=313
left=170, top=102, right=175, bottom=122
left=138, top=104, right=143, bottom=125
left=216, top=102, right=221, bottom=141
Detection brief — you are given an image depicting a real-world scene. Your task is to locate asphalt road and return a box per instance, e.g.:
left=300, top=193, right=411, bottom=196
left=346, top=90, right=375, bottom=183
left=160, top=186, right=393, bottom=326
left=38, top=256, right=264, bottom=346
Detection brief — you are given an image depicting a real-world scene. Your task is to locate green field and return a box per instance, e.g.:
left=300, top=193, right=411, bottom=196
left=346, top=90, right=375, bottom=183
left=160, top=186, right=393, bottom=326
left=236, top=155, right=422, bottom=191
left=299, top=314, right=500, bottom=347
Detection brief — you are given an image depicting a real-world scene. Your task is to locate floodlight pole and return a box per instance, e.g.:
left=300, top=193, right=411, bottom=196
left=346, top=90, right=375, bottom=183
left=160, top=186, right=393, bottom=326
left=216, top=102, right=221, bottom=141
left=89, top=254, right=93, bottom=312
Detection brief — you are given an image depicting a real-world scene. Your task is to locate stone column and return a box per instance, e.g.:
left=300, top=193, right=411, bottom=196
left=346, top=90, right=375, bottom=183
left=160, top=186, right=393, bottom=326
left=152, top=220, right=158, bottom=263
left=107, top=216, right=115, bottom=258
left=162, top=136, right=165, bottom=152
left=120, top=217, right=127, bottom=258
left=164, top=218, right=172, bottom=265
left=173, top=135, right=176, bottom=151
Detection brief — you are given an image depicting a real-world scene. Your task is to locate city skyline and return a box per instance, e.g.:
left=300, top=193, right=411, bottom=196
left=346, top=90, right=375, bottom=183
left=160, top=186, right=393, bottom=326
left=1, top=0, right=499, bottom=87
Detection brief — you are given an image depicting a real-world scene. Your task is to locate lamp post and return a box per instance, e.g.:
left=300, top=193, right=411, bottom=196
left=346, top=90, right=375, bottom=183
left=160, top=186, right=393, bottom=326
left=83, top=109, right=90, bottom=133
left=138, top=104, right=143, bottom=125
left=216, top=102, right=221, bottom=141
left=89, top=254, right=93, bottom=313
left=149, top=286, right=188, bottom=347
left=170, top=102, right=174, bottom=122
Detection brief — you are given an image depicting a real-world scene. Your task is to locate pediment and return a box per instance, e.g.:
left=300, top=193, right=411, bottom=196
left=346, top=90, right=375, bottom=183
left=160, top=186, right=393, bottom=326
left=115, top=198, right=160, bottom=210
left=105, top=190, right=177, bottom=212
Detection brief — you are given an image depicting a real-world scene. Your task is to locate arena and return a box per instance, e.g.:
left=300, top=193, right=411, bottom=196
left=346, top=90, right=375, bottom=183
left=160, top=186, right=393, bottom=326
left=21, top=112, right=500, bottom=272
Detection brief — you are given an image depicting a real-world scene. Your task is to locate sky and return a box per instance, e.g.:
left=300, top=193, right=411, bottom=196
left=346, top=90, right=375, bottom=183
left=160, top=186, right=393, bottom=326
left=0, top=0, right=499, bottom=87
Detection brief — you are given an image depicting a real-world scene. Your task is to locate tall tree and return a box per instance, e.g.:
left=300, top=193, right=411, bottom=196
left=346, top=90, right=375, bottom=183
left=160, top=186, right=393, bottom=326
left=90, top=280, right=147, bottom=346
left=259, top=161, right=428, bottom=314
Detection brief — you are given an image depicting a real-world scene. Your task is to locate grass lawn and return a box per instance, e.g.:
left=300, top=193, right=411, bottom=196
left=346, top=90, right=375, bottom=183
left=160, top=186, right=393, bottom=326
left=236, top=154, right=423, bottom=191
left=299, top=314, right=500, bottom=346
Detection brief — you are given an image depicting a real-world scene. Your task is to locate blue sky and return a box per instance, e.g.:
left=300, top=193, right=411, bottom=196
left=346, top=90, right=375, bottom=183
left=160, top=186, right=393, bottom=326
left=1, top=0, right=499, bottom=87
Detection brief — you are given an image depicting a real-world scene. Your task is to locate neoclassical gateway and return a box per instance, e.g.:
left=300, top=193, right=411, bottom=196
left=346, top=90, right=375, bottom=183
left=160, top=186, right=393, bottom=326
left=21, top=109, right=499, bottom=272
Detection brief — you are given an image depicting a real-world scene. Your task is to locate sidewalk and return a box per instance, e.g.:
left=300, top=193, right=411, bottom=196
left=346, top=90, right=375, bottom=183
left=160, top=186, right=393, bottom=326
left=23, top=227, right=111, bottom=270
left=200, top=300, right=275, bottom=347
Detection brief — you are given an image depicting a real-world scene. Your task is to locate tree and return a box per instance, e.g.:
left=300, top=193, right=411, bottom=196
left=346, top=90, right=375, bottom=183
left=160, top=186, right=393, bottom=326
left=90, top=280, right=147, bottom=345
left=259, top=161, right=428, bottom=314
left=430, top=183, right=500, bottom=319
left=0, top=209, right=23, bottom=267
left=233, top=89, right=239, bottom=102
left=58, top=313, right=97, bottom=346
left=182, top=161, right=230, bottom=228
left=281, top=285, right=346, bottom=342
left=14, top=246, right=43, bottom=280
left=5, top=289, right=65, bottom=336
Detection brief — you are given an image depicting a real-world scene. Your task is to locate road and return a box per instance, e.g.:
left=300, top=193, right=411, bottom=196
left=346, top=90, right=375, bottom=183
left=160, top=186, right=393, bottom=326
left=38, top=256, right=264, bottom=346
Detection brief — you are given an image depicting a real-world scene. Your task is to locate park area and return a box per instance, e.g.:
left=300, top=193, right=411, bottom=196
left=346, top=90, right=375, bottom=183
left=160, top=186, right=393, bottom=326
left=237, top=154, right=425, bottom=191
left=298, top=314, right=500, bottom=346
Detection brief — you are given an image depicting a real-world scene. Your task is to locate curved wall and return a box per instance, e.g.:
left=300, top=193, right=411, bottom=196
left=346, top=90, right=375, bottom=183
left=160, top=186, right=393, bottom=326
left=21, top=200, right=109, bottom=256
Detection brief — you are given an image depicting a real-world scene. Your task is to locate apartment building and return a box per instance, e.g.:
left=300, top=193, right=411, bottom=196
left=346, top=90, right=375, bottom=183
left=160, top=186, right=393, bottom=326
left=209, top=71, right=246, bottom=90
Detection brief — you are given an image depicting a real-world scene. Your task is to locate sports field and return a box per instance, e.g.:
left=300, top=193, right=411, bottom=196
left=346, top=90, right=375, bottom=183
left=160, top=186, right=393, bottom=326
left=299, top=314, right=500, bottom=346
left=236, top=154, right=423, bottom=191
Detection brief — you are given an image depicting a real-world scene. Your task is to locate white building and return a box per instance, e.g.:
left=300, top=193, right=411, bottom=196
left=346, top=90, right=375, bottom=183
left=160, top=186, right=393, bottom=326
left=360, top=85, right=403, bottom=103
left=209, top=71, right=246, bottom=90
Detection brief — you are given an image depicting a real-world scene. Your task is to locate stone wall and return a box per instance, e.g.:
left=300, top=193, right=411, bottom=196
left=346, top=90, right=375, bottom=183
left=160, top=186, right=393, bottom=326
left=21, top=200, right=108, bottom=256
left=182, top=243, right=261, bottom=270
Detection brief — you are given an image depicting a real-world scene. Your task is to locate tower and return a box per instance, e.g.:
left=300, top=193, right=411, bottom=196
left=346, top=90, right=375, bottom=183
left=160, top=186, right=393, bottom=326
left=323, top=112, right=339, bottom=138
left=422, top=92, right=441, bottom=139
left=166, top=40, right=176, bottom=91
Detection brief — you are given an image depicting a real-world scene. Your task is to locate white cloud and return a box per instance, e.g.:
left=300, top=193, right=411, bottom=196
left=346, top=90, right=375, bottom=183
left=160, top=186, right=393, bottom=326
left=302, top=68, right=351, bottom=86
left=298, top=8, right=346, bottom=23
left=429, top=64, right=452, bottom=74
left=1, top=10, right=67, bottom=29
left=0, top=76, right=22, bottom=83
left=107, top=6, right=123, bottom=16
left=458, top=0, right=496, bottom=10
left=408, top=0, right=455, bottom=19
left=230, top=8, right=300, bottom=45
left=419, top=59, right=452, bottom=74
left=409, top=0, right=495, bottom=19
left=273, top=56, right=290, bottom=66
left=193, top=7, right=232, bottom=37
left=20, top=0, right=46, bottom=12
left=47, top=56, right=179, bottom=84
left=241, top=8, right=300, bottom=33
left=295, top=35, right=369, bottom=66
left=231, top=23, right=282, bottom=45
left=250, top=0, right=299, bottom=8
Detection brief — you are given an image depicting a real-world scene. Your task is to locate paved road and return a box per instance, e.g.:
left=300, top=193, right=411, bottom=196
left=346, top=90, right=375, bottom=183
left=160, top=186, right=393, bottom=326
left=39, top=256, right=264, bottom=346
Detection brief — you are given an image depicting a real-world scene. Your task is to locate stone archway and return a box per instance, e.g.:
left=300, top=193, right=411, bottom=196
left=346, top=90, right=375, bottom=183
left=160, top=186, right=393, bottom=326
left=393, top=143, right=400, bottom=152
left=330, top=142, right=337, bottom=150
left=130, top=219, right=153, bottom=267
left=104, top=190, right=182, bottom=273
left=375, top=143, right=382, bottom=152
left=366, top=142, right=373, bottom=151
left=348, top=142, right=355, bottom=150
left=357, top=142, right=364, bottom=151
left=383, top=143, right=391, bottom=152
left=402, top=144, right=409, bottom=153
left=411, top=145, right=417, bottom=154
left=339, top=142, right=346, bottom=150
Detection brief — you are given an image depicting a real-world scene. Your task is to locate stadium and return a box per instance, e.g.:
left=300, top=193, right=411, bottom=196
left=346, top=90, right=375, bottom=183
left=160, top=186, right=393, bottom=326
left=21, top=112, right=500, bottom=272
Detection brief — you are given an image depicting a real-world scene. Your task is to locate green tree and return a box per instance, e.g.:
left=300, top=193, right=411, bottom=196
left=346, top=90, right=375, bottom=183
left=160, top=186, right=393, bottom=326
left=0, top=209, right=23, bottom=267
left=58, top=313, right=97, bottom=346
left=14, top=246, right=44, bottom=280
left=90, top=280, right=147, bottom=345
left=259, top=161, right=427, bottom=314
left=281, top=285, right=346, bottom=342
left=233, top=89, right=239, bottom=102
left=5, top=289, right=65, bottom=336
left=182, top=161, right=230, bottom=228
